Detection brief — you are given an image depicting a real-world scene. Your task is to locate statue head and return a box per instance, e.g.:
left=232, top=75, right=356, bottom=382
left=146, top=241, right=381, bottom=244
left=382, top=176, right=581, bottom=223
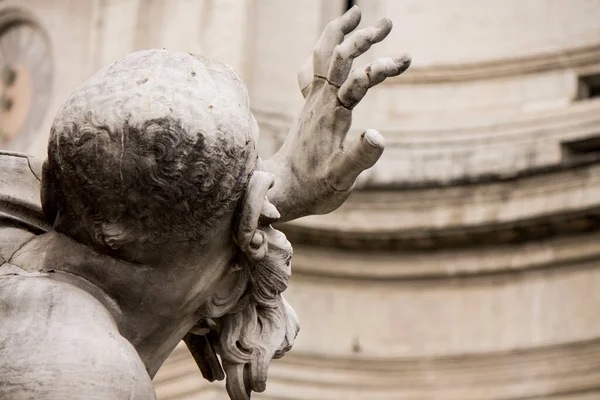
left=41, top=49, right=299, bottom=398
left=42, top=49, right=259, bottom=260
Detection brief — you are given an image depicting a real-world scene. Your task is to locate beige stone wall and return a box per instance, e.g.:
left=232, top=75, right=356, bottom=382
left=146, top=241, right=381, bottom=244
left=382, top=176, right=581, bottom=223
left=4, top=0, right=600, bottom=398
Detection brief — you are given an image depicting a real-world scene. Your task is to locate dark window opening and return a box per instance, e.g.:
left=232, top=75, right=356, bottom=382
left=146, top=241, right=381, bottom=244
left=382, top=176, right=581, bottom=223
left=561, top=136, right=600, bottom=161
left=576, top=73, right=600, bottom=100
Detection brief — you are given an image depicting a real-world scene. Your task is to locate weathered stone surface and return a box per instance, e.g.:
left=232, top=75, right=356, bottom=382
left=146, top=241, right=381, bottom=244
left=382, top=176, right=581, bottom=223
left=6, top=1, right=600, bottom=399
left=0, top=6, right=408, bottom=399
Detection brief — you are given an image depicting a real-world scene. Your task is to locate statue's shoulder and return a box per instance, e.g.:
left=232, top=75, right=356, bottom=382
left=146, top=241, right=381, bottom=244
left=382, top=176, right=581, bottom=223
left=0, top=151, right=49, bottom=263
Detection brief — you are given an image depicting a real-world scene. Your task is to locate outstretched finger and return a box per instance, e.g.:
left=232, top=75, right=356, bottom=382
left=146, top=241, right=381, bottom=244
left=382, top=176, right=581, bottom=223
left=327, top=129, right=385, bottom=191
left=338, top=55, right=411, bottom=109
left=313, top=6, right=361, bottom=78
left=327, top=18, right=393, bottom=87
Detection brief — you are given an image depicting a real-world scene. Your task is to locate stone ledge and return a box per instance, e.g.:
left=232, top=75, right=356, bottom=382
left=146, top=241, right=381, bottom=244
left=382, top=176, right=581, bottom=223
left=283, top=161, right=600, bottom=251
left=282, top=207, right=600, bottom=251
left=289, top=232, right=600, bottom=281
left=386, top=44, right=600, bottom=84
left=257, top=100, right=600, bottom=186
left=157, top=338, right=600, bottom=400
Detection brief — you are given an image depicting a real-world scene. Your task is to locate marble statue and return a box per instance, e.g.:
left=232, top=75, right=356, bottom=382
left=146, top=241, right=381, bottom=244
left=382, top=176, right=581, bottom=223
left=0, top=7, right=410, bottom=400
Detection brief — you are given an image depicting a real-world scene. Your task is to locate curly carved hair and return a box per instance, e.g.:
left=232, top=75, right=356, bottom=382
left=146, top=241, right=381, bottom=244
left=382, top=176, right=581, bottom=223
left=45, top=50, right=256, bottom=248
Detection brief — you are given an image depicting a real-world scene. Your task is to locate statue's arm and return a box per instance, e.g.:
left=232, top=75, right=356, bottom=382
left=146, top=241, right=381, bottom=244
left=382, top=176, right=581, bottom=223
left=0, top=151, right=50, bottom=262
left=262, top=6, right=410, bottom=222
left=0, top=151, right=48, bottom=232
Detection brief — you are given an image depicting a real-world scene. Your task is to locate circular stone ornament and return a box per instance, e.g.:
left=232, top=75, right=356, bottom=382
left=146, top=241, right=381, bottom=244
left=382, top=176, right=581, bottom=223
left=0, top=7, right=52, bottom=150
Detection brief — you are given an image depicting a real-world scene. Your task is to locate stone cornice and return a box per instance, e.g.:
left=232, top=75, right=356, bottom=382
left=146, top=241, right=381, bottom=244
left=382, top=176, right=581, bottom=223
left=159, top=338, right=600, bottom=400
left=378, top=100, right=600, bottom=145
left=264, top=340, right=600, bottom=399
left=281, top=160, right=600, bottom=251
left=256, top=100, right=600, bottom=187
left=288, top=231, right=600, bottom=281
left=365, top=101, right=600, bottom=187
left=386, top=44, right=600, bottom=84
left=282, top=206, right=600, bottom=252
left=277, top=337, right=600, bottom=378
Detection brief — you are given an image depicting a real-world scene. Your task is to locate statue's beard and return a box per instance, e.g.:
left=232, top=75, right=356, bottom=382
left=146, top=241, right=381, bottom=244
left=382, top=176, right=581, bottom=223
left=217, top=228, right=299, bottom=394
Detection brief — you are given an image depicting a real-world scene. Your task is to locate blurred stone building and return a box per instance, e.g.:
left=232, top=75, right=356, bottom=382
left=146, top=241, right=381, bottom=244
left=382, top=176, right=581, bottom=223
left=3, top=0, right=600, bottom=398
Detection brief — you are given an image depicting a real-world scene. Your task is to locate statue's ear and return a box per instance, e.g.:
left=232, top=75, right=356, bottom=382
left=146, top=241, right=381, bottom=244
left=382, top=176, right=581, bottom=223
left=96, top=222, right=135, bottom=250
left=234, top=171, right=279, bottom=260
left=41, top=159, right=58, bottom=226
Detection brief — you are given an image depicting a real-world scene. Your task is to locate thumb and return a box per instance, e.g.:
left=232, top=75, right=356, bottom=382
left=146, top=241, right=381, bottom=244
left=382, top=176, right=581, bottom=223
left=326, top=129, right=384, bottom=191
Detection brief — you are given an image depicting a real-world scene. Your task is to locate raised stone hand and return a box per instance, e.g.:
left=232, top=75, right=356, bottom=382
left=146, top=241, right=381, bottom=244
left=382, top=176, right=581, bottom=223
left=263, top=6, right=411, bottom=222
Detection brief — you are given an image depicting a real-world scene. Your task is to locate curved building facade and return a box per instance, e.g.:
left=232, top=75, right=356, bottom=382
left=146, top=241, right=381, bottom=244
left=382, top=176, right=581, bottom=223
left=3, top=0, right=600, bottom=398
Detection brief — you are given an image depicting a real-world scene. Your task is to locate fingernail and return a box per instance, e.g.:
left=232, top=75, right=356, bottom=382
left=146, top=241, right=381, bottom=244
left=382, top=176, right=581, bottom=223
left=363, top=129, right=385, bottom=148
